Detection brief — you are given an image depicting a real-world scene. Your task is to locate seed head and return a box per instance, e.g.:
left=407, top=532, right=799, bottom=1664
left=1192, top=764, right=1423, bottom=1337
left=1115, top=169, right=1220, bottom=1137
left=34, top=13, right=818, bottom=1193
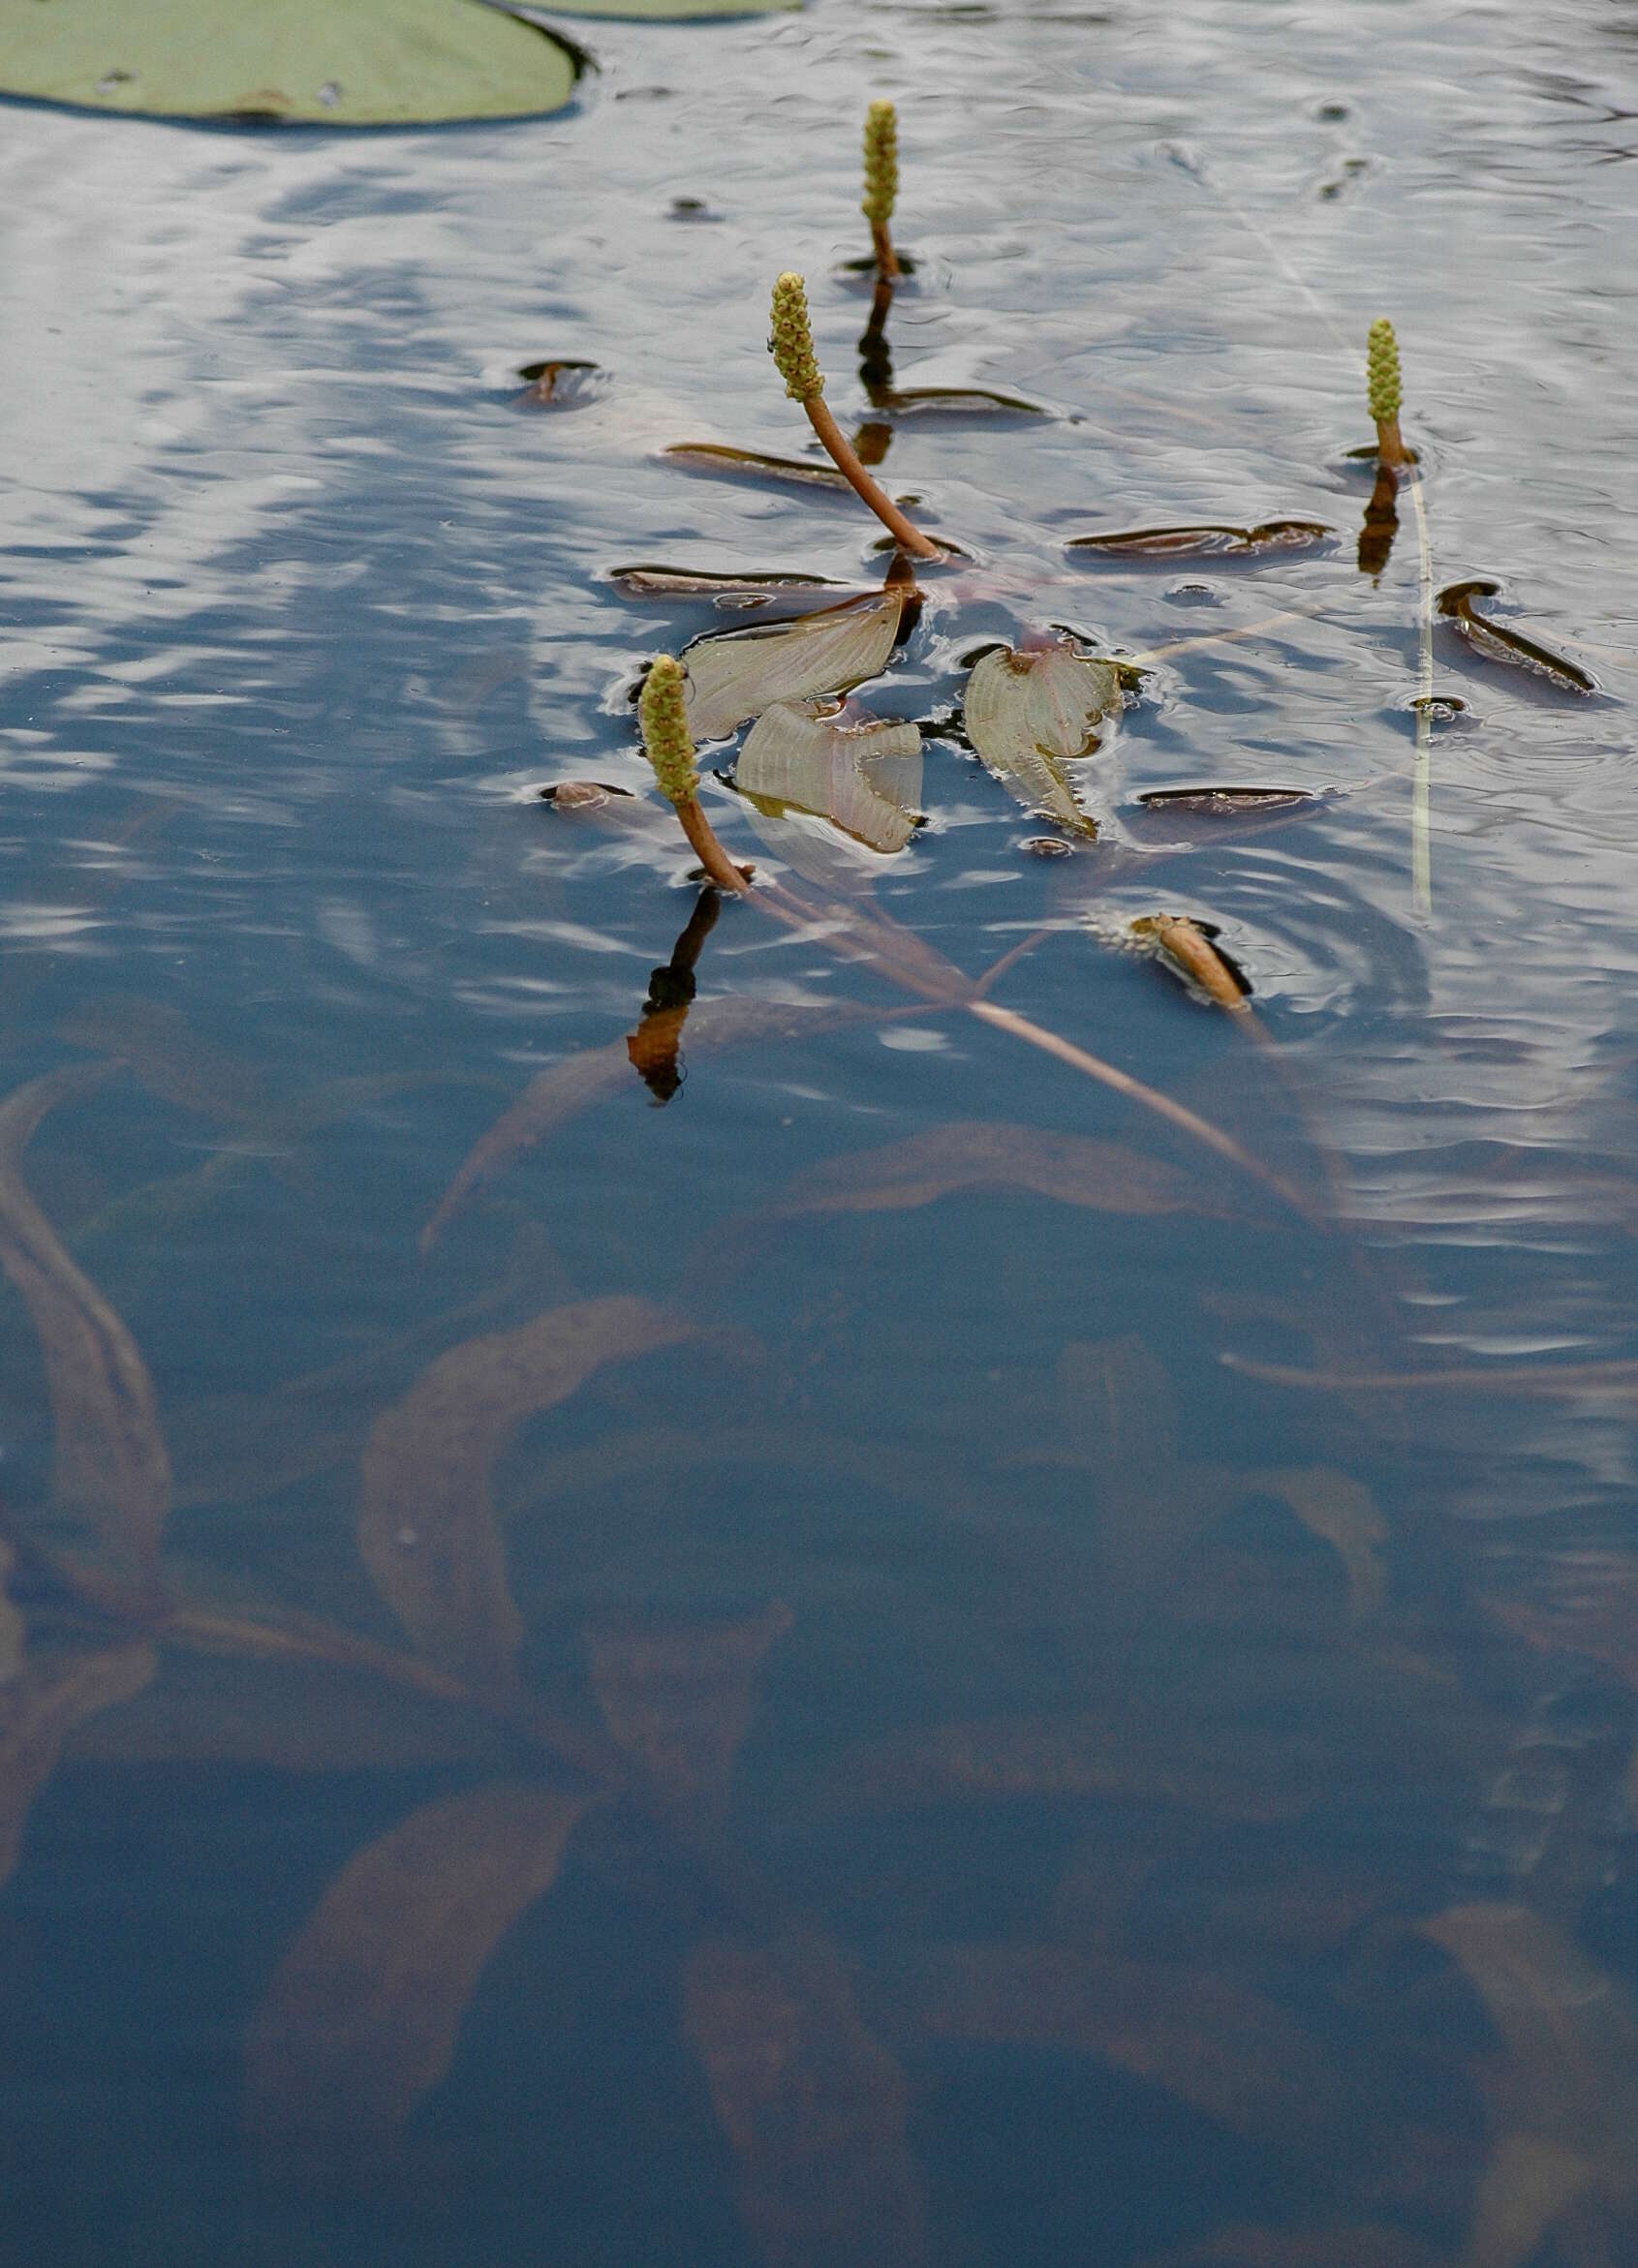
left=768, top=271, right=824, bottom=402
left=862, top=101, right=899, bottom=229
left=1367, top=319, right=1403, bottom=428
left=638, top=656, right=699, bottom=808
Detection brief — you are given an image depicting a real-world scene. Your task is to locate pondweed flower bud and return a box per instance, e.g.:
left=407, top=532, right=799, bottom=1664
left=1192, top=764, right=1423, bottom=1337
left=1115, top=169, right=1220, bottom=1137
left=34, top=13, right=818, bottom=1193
left=1367, top=319, right=1403, bottom=429
left=637, top=656, right=699, bottom=808
left=769, top=271, right=824, bottom=402
left=862, top=101, right=899, bottom=229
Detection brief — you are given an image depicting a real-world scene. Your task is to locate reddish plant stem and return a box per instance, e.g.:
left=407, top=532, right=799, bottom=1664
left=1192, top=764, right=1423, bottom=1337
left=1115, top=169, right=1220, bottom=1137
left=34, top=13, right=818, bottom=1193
left=871, top=220, right=901, bottom=282
left=676, top=796, right=754, bottom=893
left=802, top=394, right=942, bottom=559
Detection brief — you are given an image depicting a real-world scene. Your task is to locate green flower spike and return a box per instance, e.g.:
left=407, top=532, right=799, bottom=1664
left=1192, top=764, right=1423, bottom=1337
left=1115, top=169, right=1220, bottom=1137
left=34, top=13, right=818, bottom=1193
left=1366, top=318, right=1411, bottom=467
left=638, top=656, right=699, bottom=809
left=862, top=101, right=899, bottom=229
left=769, top=271, right=824, bottom=403
left=1367, top=319, right=1402, bottom=428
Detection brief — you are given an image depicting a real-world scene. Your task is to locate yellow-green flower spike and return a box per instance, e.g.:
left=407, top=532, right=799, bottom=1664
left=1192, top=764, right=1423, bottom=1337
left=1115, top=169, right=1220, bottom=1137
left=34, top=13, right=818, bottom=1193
left=862, top=101, right=899, bottom=229
left=1367, top=318, right=1403, bottom=428
left=638, top=656, right=699, bottom=808
left=769, top=271, right=824, bottom=402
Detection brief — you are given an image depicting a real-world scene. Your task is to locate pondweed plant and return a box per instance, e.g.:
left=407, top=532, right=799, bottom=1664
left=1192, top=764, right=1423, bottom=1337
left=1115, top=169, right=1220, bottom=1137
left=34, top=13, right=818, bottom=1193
left=862, top=99, right=901, bottom=281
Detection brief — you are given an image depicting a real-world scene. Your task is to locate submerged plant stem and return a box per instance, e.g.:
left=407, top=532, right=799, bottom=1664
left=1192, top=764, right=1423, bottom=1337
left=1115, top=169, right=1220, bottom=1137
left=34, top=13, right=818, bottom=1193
left=802, top=395, right=942, bottom=559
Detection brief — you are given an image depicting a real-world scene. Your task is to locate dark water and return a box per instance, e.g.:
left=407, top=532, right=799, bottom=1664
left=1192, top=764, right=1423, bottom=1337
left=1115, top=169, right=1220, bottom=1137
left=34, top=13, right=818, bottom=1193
left=3, top=3, right=1638, bottom=2262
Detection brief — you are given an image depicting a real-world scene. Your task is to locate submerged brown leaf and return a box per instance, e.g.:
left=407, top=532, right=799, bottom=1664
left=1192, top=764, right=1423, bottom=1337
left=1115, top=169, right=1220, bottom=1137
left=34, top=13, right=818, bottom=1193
left=421, top=996, right=881, bottom=1251
left=0, top=1544, right=23, bottom=1683
left=358, top=1297, right=695, bottom=1681
left=1245, top=1468, right=1386, bottom=1618
left=889, top=1942, right=1339, bottom=2148
left=1136, top=2225, right=1440, bottom=2268
left=1419, top=1902, right=1638, bottom=2267
left=0, top=1643, right=156, bottom=1889
left=761, top=1122, right=1239, bottom=1227
left=586, top=1600, right=792, bottom=1820
left=245, top=1782, right=586, bottom=2145
left=680, top=593, right=907, bottom=743
left=685, top=1932, right=926, bottom=2267
left=0, top=1067, right=171, bottom=1581
left=962, top=638, right=1121, bottom=836
left=735, top=701, right=924, bottom=855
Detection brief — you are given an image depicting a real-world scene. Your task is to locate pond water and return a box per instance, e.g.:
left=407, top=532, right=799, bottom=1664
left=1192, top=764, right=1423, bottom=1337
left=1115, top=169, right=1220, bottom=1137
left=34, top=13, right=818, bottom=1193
left=3, top=2, right=1638, bottom=2262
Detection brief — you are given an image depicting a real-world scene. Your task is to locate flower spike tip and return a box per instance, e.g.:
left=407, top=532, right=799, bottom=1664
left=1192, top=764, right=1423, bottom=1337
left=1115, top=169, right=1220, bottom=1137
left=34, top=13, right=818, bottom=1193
left=1366, top=318, right=1412, bottom=468
left=638, top=656, right=699, bottom=809
left=862, top=102, right=902, bottom=281
left=769, top=272, right=824, bottom=403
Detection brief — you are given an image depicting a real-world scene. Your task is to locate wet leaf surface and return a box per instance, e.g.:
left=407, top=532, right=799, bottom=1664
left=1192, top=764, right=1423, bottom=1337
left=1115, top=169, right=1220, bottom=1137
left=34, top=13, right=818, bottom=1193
left=870, top=385, right=1047, bottom=417
left=685, top=1932, right=927, bottom=2267
left=1437, top=580, right=1597, bottom=694
left=0, top=1068, right=171, bottom=1582
left=962, top=637, right=1120, bottom=835
left=1067, top=520, right=1330, bottom=560
left=0, top=0, right=582, bottom=123
left=586, top=1600, right=792, bottom=1819
left=245, top=1783, right=587, bottom=2145
left=609, top=564, right=850, bottom=601
left=1134, top=785, right=1318, bottom=818
left=358, top=1297, right=695, bottom=1680
left=680, top=593, right=907, bottom=743
left=735, top=700, right=924, bottom=855
left=664, top=443, right=858, bottom=493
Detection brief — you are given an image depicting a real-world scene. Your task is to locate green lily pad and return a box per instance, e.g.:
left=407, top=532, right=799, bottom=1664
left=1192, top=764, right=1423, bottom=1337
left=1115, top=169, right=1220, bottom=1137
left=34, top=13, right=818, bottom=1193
left=0, top=0, right=582, bottom=125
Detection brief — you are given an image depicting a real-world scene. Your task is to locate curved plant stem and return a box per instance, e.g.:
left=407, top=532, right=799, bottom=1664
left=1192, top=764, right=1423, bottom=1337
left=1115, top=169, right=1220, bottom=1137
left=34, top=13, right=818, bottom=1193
left=801, top=395, right=942, bottom=559
left=676, top=795, right=754, bottom=893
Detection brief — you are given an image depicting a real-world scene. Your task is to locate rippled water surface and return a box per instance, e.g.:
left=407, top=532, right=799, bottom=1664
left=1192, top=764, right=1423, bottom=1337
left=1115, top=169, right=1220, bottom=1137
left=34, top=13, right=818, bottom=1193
left=4, top=3, right=1638, bottom=2262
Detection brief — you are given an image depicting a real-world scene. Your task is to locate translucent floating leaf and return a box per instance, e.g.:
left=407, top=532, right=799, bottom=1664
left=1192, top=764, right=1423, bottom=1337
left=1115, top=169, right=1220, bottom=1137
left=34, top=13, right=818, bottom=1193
left=664, top=443, right=856, bottom=494
left=609, top=564, right=850, bottom=601
left=357, top=1297, right=694, bottom=1681
left=0, top=0, right=583, bottom=123
left=1067, top=520, right=1330, bottom=561
left=1437, top=580, right=1596, bottom=695
left=245, top=1784, right=587, bottom=2146
left=685, top=1933, right=927, bottom=2266
left=735, top=700, right=924, bottom=855
left=961, top=637, right=1121, bottom=836
left=681, top=591, right=906, bottom=744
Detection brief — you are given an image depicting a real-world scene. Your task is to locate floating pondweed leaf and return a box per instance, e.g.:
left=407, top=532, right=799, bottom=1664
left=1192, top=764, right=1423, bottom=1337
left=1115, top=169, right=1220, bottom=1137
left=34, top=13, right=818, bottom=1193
left=512, top=359, right=603, bottom=411
left=0, top=0, right=582, bottom=124
left=1437, top=580, right=1597, bottom=695
left=0, top=1067, right=171, bottom=1584
left=586, top=1601, right=792, bottom=1821
left=758, top=1122, right=1240, bottom=1225
left=540, top=779, right=646, bottom=816
left=1419, top=1902, right=1638, bottom=2266
left=886, top=1943, right=1338, bottom=2149
left=1135, top=785, right=1317, bottom=818
left=685, top=1932, right=927, bottom=2267
left=422, top=996, right=881, bottom=1251
left=1068, top=521, right=1330, bottom=561
left=735, top=701, right=924, bottom=855
left=664, top=443, right=856, bottom=493
left=609, top=565, right=850, bottom=602
left=245, top=1783, right=587, bottom=2147
left=358, top=1297, right=694, bottom=1682
left=961, top=637, right=1121, bottom=837
left=680, top=592, right=907, bottom=744
left=1, top=1644, right=156, bottom=1890
left=871, top=385, right=1047, bottom=418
